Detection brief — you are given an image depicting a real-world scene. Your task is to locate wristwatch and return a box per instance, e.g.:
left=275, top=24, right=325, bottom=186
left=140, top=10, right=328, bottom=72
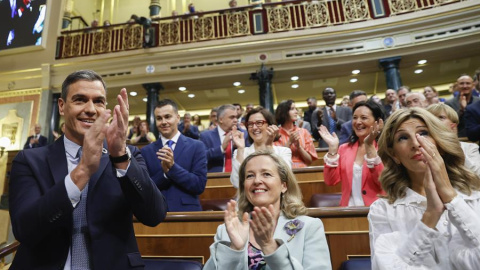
left=109, top=147, right=132, bottom=163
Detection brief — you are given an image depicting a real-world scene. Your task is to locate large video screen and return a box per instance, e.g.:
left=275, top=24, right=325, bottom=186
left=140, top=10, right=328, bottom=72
left=0, top=0, right=47, bottom=51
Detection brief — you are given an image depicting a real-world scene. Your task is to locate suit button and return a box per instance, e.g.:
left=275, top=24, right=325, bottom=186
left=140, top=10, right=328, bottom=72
left=362, top=190, right=367, bottom=195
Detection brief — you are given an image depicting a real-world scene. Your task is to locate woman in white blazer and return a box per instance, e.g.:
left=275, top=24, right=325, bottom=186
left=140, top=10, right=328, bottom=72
left=204, top=151, right=331, bottom=270
left=230, top=107, right=292, bottom=188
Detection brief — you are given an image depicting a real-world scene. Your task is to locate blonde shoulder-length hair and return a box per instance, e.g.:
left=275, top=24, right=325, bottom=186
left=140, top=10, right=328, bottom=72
left=378, top=107, right=480, bottom=204
left=237, top=150, right=307, bottom=219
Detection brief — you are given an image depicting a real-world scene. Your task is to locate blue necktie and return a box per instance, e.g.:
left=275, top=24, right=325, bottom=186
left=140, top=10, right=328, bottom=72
left=71, top=147, right=91, bottom=269
left=167, top=140, right=174, bottom=149
left=328, top=108, right=336, bottom=134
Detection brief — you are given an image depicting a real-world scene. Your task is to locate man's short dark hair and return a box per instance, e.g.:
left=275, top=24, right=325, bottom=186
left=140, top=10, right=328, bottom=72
left=61, top=70, right=107, bottom=100
left=349, top=90, right=367, bottom=101
left=156, top=99, right=178, bottom=113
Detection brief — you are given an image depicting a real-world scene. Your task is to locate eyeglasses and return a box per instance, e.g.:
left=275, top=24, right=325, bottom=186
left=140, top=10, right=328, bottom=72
left=247, top=120, right=267, bottom=128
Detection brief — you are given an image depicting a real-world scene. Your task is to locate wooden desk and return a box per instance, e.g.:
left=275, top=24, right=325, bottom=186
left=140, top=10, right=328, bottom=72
left=134, top=207, right=370, bottom=269
left=202, top=166, right=340, bottom=207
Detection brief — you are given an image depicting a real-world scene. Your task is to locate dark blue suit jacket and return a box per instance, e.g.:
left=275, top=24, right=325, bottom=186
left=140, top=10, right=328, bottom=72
left=465, top=101, right=480, bottom=142
left=9, top=136, right=167, bottom=269
left=23, top=134, right=48, bottom=149
left=141, top=134, right=207, bottom=211
left=339, top=120, right=353, bottom=145
left=199, top=127, right=249, bottom=173
left=178, top=122, right=200, bottom=139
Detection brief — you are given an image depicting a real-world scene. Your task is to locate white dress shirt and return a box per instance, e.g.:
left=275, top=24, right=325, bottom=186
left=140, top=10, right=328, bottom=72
left=368, top=188, right=480, bottom=269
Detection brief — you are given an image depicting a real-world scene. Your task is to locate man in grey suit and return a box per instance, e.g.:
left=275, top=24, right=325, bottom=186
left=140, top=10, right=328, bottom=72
left=312, top=87, right=352, bottom=147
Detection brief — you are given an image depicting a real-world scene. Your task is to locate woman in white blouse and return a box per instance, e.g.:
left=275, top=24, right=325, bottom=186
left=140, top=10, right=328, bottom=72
left=426, top=103, right=480, bottom=177
left=230, top=107, right=292, bottom=188
left=369, top=107, right=480, bottom=269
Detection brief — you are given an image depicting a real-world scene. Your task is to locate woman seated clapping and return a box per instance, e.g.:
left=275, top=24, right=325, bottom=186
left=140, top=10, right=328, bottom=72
left=230, top=106, right=292, bottom=188
left=369, top=108, right=480, bottom=269
left=130, top=120, right=156, bottom=144
left=274, top=100, right=318, bottom=168
left=204, top=151, right=332, bottom=270
left=319, top=100, right=385, bottom=206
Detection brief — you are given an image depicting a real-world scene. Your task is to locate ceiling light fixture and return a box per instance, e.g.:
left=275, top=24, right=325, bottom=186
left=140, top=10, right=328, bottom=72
left=291, top=84, right=299, bottom=89
left=418, top=60, right=427, bottom=65
left=130, top=91, right=137, bottom=96
left=291, top=76, right=299, bottom=81
left=238, top=89, right=245, bottom=94
left=352, top=70, right=360, bottom=75
left=233, top=82, right=241, bottom=87
left=414, top=69, right=423, bottom=74
left=179, top=86, right=186, bottom=91
left=188, top=94, right=195, bottom=98
left=350, top=78, right=358, bottom=83
left=142, top=97, right=148, bottom=102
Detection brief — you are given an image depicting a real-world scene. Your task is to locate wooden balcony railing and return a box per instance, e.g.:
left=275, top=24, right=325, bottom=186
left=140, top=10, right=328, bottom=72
left=55, top=0, right=466, bottom=59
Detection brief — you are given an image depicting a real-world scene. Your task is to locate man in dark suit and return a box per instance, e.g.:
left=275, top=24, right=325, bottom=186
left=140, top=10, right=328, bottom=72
left=178, top=112, right=199, bottom=139
left=9, top=70, right=167, bottom=269
left=141, top=100, right=207, bottom=212
left=445, top=74, right=480, bottom=137
left=23, top=123, right=48, bottom=149
left=312, top=87, right=352, bottom=147
left=200, top=104, right=249, bottom=172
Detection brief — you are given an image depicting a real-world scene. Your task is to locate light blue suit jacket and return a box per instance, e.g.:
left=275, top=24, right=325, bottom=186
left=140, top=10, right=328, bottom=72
left=204, top=214, right=332, bottom=270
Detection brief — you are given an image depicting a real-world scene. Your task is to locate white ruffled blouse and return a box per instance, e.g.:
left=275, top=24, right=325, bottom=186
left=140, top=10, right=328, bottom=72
left=368, top=188, right=480, bottom=270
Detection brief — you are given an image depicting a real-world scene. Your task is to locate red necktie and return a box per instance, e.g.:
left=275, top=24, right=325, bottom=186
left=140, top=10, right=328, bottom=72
left=224, top=133, right=232, bottom=172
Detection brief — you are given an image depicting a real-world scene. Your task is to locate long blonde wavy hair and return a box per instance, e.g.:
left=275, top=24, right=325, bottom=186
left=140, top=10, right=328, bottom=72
left=378, top=108, right=480, bottom=204
left=237, top=150, right=307, bottom=219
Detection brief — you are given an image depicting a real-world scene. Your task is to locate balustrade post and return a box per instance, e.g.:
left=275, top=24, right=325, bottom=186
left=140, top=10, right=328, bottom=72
left=142, top=83, right=163, bottom=139
left=379, top=56, right=402, bottom=91
left=250, top=64, right=275, bottom=114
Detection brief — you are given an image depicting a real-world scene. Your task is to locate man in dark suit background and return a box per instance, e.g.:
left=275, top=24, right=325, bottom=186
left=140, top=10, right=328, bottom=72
left=178, top=112, right=199, bottom=139
left=200, top=104, right=249, bottom=172
left=9, top=70, right=167, bottom=269
left=141, top=100, right=207, bottom=211
left=312, top=87, right=352, bottom=147
left=23, top=123, right=47, bottom=149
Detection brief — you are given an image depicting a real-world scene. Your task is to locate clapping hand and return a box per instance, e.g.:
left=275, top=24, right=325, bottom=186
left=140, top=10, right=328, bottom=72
left=364, top=119, right=383, bottom=147
left=250, top=205, right=278, bottom=255
left=265, top=125, right=279, bottom=146
left=157, top=145, right=174, bottom=173
left=224, top=200, right=249, bottom=251
left=231, top=125, right=245, bottom=149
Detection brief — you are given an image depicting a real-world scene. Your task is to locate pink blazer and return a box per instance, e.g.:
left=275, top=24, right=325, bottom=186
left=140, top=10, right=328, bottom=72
left=324, top=141, right=384, bottom=206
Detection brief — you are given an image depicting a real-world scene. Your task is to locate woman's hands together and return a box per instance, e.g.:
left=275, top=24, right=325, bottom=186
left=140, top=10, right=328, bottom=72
left=250, top=205, right=278, bottom=255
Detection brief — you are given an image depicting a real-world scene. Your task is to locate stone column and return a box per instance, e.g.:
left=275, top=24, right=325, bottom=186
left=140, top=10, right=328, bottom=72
left=49, top=93, right=61, bottom=144
left=150, top=0, right=161, bottom=18
left=250, top=64, right=275, bottom=114
left=142, top=83, right=163, bottom=138
left=379, top=56, right=402, bottom=91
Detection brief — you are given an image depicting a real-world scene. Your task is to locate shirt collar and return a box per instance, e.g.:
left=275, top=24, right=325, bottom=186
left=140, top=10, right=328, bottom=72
left=161, top=130, right=181, bottom=146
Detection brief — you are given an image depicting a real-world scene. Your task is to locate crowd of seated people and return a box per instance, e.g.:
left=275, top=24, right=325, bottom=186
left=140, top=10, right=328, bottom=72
left=6, top=68, right=480, bottom=269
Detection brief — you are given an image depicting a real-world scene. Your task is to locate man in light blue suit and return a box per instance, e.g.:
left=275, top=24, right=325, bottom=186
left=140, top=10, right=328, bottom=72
left=200, top=104, right=249, bottom=173
left=141, top=99, right=207, bottom=212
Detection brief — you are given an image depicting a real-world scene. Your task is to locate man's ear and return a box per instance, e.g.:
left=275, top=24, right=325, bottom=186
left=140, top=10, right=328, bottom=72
left=58, top=98, right=65, bottom=116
